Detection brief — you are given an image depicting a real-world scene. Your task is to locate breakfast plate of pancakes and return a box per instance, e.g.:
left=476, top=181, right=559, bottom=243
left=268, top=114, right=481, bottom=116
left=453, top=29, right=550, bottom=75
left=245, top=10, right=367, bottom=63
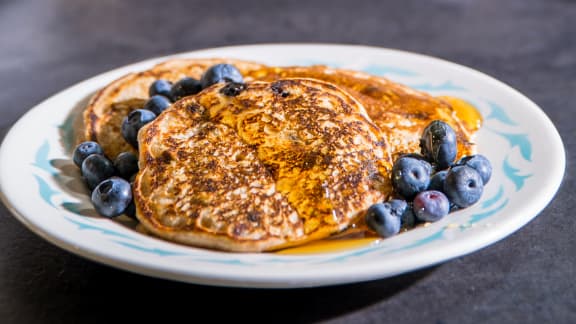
left=0, top=44, right=565, bottom=288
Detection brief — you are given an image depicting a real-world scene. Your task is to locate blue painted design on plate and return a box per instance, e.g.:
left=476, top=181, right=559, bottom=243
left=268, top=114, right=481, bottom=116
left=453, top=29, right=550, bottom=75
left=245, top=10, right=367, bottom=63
left=481, top=185, right=504, bottom=209
left=379, top=229, right=447, bottom=257
left=63, top=214, right=138, bottom=241
left=113, top=240, right=189, bottom=256
left=32, top=174, right=58, bottom=207
left=470, top=199, right=509, bottom=223
left=486, top=101, right=518, bottom=126
left=409, top=81, right=466, bottom=92
left=503, top=157, right=532, bottom=191
left=361, top=65, right=419, bottom=77
left=491, top=131, right=532, bottom=162
left=319, top=229, right=448, bottom=264
left=33, top=140, right=57, bottom=174
left=61, top=202, right=86, bottom=215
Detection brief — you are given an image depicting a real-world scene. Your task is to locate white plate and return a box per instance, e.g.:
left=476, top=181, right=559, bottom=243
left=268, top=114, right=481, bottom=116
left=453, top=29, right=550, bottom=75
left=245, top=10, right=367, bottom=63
left=0, top=44, right=565, bottom=288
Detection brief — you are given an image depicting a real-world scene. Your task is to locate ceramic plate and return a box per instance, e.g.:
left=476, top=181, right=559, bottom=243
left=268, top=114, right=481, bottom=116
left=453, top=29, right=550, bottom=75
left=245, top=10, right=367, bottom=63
left=0, top=44, right=565, bottom=288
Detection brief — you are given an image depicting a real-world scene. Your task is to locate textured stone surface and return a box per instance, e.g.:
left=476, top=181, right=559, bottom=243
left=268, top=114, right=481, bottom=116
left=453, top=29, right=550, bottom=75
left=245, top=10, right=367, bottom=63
left=0, top=0, right=574, bottom=323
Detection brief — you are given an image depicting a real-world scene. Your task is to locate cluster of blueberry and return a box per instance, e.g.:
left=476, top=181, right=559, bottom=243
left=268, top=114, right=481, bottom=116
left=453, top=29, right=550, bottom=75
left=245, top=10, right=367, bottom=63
left=72, top=142, right=136, bottom=218
left=365, top=120, right=492, bottom=238
left=122, top=64, right=245, bottom=148
left=73, top=64, right=245, bottom=218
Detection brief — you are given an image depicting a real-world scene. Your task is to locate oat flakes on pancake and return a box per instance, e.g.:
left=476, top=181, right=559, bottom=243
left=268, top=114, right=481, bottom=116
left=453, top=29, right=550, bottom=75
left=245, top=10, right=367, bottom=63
left=83, top=58, right=266, bottom=159
left=247, top=65, right=477, bottom=159
left=134, top=78, right=392, bottom=252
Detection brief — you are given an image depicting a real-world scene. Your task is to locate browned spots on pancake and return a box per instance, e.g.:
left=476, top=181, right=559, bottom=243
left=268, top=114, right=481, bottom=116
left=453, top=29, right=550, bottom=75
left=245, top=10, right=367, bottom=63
left=247, top=211, right=261, bottom=223
left=145, top=123, right=159, bottom=145
left=186, top=102, right=204, bottom=115
left=246, top=66, right=475, bottom=158
left=84, top=58, right=266, bottom=160
left=134, top=78, right=390, bottom=251
left=88, top=111, right=99, bottom=141
left=271, top=82, right=290, bottom=97
left=159, top=151, right=172, bottom=164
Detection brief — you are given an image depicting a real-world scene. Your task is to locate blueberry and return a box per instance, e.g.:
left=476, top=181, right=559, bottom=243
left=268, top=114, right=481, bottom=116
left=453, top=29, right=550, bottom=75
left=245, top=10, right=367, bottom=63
left=143, top=95, right=171, bottom=115
left=114, top=152, right=139, bottom=180
left=81, top=154, right=116, bottom=190
left=389, top=199, right=408, bottom=217
left=124, top=200, right=137, bottom=219
left=400, top=205, right=417, bottom=229
left=365, top=202, right=401, bottom=238
left=220, top=82, right=246, bottom=97
left=170, top=77, right=202, bottom=101
left=413, top=190, right=450, bottom=222
left=444, top=165, right=484, bottom=208
left=420, top=120, right=457, bottom=169
left=73, top=141, right=103, bottom=167
left=387, top=199, right=416, bottom=229
left=428, top=170, right=448, bottom=192
left=200, top=64, right=243, bottom=89
left=399, top=153, right=434, bottom=173
left=121, top=109, right=156, bottom=148
left=455, top=154, right=492, bottom=185
left=91, top=177, right=133, bottom=218
left=149, top=79, right=173, bottom=99
left=399, top=152, right=428, bottom=161
left=391, top=156, right=431, bottom=199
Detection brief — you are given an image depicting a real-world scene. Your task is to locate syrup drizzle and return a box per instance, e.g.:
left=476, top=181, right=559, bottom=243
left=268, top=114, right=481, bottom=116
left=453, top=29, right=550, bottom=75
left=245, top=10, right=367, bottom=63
left=275, top=96, right=482, bottom=255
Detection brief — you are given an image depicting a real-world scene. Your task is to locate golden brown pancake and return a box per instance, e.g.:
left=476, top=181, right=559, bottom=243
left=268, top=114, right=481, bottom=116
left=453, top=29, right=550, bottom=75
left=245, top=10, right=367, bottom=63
left=133, top=79, right=391, bottom=252
left=247, top=65, right=476, bottom=160
left=82, top=58, right=265, bottom=159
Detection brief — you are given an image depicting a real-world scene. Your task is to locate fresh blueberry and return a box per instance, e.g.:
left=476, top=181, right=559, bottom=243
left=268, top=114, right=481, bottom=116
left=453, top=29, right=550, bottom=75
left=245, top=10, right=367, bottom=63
left=444, top=165, right=484, bottom=208
left=391, top=156, right=432, bottom=200
left=81, top=154, right=116, bottom=190
left=149, top=79, right=173, bottom=99
left=420, top=120, right=457, bottom=169
left=143, top=95, right=171, bottom=115
left=73, top=141, right=103, bottom=167
left=399, top=153, right=434, bottom=173
left=121, top=109, right=156, bottom=148
left=389, top=199, right=408, bottom=217
left=388, top=199, right=416, bottom=229
left=114, top=152, right=139, bottom=180
left=200, top=64, right=243, bottom=89
left=413, top=190, right=450, bottom=222
left=91, top=177, right=133, bottom=218
left=170, top=77, right=202, bottom=101
left=455, top=154, right=492, bottom=185
left=365, top=202, right=402, bottom=238
left=400, top=205, right=417, bottom=229
left=124, top=200, right=137, bottom=219
left=220, top=82, right=246, bottom=97
left=428, top=170, right=448, bottom=192
left=399, top=152, right=428, bottom=161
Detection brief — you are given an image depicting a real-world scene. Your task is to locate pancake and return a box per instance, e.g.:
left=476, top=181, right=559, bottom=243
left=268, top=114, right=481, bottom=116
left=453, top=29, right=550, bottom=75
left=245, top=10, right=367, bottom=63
left=247, top=65, right=477, bottom=159
left=82, top=58, right=266, bottom=159
left=133, top=79, right=392, bottom=252
left=83, top=59, right=477, bottom=161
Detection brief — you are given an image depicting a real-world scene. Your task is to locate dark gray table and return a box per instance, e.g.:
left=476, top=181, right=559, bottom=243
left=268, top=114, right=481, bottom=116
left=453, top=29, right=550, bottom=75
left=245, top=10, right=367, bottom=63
left=1, top=0, right=574, bottom=323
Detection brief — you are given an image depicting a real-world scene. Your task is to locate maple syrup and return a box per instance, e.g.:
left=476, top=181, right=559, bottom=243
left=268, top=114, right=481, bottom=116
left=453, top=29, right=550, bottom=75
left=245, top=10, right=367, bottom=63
left=276, top=225, right=381, bottom=255
left=276, top=97, right=483, bottom=255
left=439, top=96, right=483, bottom=133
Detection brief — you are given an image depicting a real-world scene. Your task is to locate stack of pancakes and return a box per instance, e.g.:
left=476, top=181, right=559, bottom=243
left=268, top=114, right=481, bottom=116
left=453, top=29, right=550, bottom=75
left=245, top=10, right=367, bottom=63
left=82, top=58, right=478, bottom=252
